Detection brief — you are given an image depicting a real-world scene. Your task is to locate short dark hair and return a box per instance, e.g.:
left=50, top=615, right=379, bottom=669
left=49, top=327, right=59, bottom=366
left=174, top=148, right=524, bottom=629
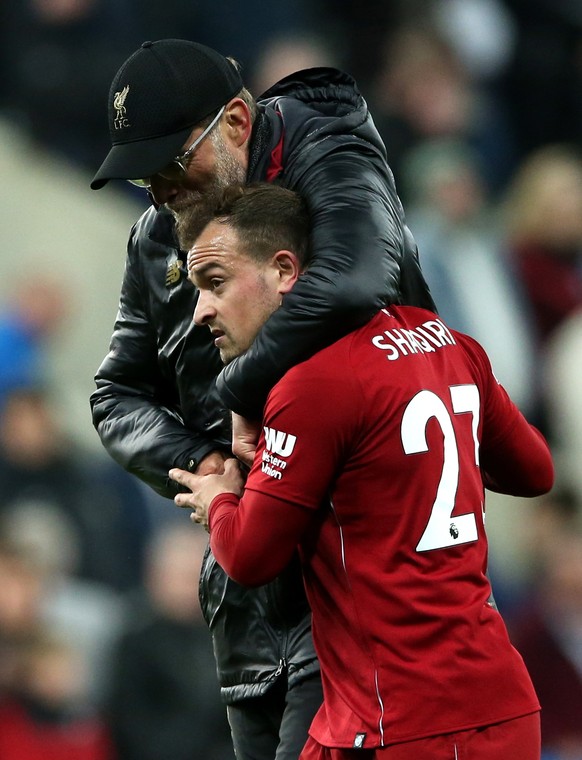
left=181, top=184, right=311, bottom=267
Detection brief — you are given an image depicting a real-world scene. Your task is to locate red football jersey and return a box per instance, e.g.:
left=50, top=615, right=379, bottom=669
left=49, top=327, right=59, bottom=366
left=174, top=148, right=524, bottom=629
left=210, top=307, right=550, bottom=749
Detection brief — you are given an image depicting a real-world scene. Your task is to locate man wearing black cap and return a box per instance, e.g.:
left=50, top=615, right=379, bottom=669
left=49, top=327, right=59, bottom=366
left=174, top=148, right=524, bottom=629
left=90, top=39, right=435, bottom=760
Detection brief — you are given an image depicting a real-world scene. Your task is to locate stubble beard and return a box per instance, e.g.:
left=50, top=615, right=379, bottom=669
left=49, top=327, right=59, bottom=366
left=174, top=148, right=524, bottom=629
left=220, top=277, right=279, bottom=366
left=171, top=132, right=246, bottom=243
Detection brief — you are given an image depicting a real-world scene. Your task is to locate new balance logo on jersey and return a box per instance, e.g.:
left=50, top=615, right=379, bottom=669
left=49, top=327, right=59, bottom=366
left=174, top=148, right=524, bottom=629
left=263, top=427, right=297, bottom=457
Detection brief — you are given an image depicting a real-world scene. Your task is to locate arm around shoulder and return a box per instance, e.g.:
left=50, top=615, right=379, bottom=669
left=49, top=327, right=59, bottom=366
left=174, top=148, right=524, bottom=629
left=218, top=145, right=433, bottom=416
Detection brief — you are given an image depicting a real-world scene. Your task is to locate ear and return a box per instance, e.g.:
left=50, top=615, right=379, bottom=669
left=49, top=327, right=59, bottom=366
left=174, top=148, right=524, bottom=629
left=272, top=250, right=301, bottom=295
left=223, top=98, right=253, bottom=148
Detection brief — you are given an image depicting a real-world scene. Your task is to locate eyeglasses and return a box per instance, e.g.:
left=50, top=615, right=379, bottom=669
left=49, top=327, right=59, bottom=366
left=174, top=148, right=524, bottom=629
left=128, top=106, right=226, bottom=189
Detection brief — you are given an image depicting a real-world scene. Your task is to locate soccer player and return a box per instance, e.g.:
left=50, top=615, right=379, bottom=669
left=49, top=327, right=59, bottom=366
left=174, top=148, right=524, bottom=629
left=170, top=183, right=554, bottom=760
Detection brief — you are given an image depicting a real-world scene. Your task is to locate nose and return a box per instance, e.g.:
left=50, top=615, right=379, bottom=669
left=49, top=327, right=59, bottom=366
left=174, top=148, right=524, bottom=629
left=193, top=290, right=216, bottom=327
left=149, top=175, right=181, bottom=205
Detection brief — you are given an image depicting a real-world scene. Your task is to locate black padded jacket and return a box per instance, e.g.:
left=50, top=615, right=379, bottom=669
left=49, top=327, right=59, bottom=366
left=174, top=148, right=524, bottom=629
left=90, top=67, right=435, bottom=703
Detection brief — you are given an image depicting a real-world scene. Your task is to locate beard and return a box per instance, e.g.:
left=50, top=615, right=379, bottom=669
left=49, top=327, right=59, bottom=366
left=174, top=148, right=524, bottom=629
left=172, top=131, right=247, bottom=250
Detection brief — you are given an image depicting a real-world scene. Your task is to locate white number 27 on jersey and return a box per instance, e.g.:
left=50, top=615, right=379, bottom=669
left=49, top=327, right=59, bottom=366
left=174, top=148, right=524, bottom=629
left=401, top=385, right=480, bottom=552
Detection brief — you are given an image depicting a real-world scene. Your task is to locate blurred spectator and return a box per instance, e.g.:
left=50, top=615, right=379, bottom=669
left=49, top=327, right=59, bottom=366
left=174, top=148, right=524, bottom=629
left=0, top=386, right=151, bottom=591
left=106, top=525, right=234, bottom=760
left=433, top=0, right=516, bottom=83
left=1, top=0, right=139, bottom=169
left=509, top=525, right=582, bottom=759
left=544, top=309, right=582, bottom=509
left=316, top=0, right=411, bottom=85
left=487, top=488, right=578, bottom=620
left=500, top=0, right=582, bottom=160
left=0, top=508, right=127, bottom=707
left=250, top=33, right=338, bottom=96
left=0, top=539, right=45, bottom=702
left=501, top=143, right=582, bottom=345
left=0, top=629, right=116, bottom=760
left=369, top=21, right=517, bottom=197
left=0, top=278, right=69, bottom=406
left=523, top=489, right=580, bottom=565
left=404, top=137, right=537, bottom=417
left=178, top=0, right=321, bottom=78
left=123, top=0, right=204, bottom=43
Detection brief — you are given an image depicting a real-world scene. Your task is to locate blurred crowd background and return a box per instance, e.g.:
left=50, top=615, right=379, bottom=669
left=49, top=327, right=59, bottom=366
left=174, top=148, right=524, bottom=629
left=1, top=0, right=582, bottom=758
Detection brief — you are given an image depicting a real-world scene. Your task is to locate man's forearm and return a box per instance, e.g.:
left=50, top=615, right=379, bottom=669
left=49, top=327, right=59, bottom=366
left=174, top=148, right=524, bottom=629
left=92, top=393, right=223, bottom=498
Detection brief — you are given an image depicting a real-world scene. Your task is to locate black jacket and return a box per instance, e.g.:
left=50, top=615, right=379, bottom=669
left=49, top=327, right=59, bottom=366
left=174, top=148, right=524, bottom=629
left=90, top=68, right=435, bottom=702
left=219, top=68, right=435, bottom=417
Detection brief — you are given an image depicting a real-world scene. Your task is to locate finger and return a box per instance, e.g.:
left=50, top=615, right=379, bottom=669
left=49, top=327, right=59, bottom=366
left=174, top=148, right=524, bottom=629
left=190, top=510, right=209, bottom=530
left=174, top=493, right=197, bottom=509
left=224, top=458, right=241, bottom=474
left=169, top=467, right=198, bottom=486
left=168, top=467, right=188, bottom=483
left=224, top=458, right=245, bottom=485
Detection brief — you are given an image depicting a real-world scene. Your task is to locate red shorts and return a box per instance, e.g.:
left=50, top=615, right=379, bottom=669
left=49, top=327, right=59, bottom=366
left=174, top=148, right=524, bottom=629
left=299, top=712, right=540, bottom=760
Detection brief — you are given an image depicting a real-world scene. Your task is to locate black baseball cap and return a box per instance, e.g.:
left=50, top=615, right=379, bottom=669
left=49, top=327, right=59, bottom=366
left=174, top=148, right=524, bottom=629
left=91, top=39, right=243, bottom=190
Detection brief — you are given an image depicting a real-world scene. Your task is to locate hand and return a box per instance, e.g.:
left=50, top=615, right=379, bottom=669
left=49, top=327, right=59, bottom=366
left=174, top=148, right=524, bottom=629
left=195, top=450, right=229, bottom=476
left=232, top=413, right=261, bottom=467
left=169, top=459, right=244, bottom=528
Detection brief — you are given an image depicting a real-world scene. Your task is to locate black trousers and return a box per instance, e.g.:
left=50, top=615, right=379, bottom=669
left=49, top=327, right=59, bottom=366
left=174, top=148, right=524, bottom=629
left=227, top=671, right=323, bottom=760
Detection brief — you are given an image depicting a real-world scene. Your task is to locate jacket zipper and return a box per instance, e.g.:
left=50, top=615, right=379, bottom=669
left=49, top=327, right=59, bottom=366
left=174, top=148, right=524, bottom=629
left=274, top=657, right=286, bottom=678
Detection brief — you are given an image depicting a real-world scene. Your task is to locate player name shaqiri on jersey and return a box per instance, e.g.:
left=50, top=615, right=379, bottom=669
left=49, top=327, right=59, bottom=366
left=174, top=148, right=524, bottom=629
left=371, top=310, right=457, bottom=361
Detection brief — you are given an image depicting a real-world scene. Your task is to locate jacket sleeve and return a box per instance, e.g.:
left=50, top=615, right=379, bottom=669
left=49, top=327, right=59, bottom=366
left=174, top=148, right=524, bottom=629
left=216, top=143, right=435, bottom=418
left=90, top=234, right=219, bottom=499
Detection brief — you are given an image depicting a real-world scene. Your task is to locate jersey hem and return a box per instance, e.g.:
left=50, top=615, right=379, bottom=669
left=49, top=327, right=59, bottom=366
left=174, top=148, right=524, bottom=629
left=309, top=705, right=541, bottom=749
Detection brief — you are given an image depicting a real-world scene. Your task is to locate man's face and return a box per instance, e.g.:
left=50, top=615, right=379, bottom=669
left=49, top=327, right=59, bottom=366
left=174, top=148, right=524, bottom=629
left=189, top=222, right=284, bottom=364
left=149, top=107, right=247, bottom=220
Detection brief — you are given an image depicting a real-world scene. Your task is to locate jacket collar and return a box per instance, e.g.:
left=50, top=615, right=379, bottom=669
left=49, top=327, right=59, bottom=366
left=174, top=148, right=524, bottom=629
left=148, top=204, right=180, bottom=248
left=247, top=107, right=283, bottom=182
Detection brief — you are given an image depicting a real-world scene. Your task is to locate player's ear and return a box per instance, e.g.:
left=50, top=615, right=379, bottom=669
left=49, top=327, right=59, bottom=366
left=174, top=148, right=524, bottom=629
left=273, top=250, right=301, bottom=295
